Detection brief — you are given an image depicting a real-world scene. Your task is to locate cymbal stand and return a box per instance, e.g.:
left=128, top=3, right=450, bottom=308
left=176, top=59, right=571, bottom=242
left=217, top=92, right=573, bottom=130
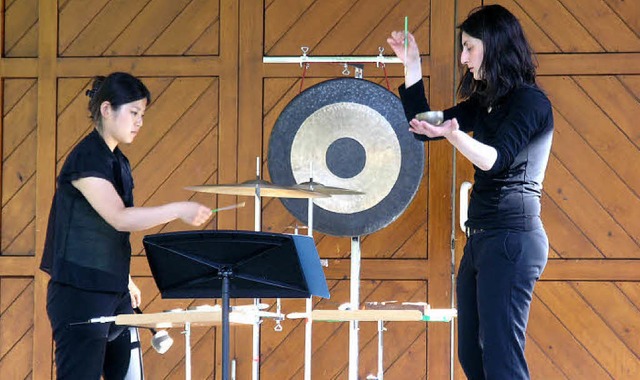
left=304, top=174, right=315, bottom=380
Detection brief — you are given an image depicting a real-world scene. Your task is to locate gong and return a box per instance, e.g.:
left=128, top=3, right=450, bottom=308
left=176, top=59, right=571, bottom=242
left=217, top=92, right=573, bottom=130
left=268, top=78, right=424, bottom=237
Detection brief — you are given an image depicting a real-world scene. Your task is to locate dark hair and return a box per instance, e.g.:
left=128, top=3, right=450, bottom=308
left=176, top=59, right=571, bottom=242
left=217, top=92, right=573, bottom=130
left=86, top=72, right=151, bottom=127
left=457, top=5, right=536, bottom=106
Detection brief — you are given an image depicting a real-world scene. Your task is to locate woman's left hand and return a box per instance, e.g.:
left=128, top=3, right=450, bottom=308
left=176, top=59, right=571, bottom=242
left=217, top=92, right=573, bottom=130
left=409, top=117, right=459, bottom=139
left=128, top=277, right=142, bottom=308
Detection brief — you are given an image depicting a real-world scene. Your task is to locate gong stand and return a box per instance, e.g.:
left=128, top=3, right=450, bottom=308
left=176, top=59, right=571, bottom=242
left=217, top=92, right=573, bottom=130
left=266, top=62, right=427, bottom=379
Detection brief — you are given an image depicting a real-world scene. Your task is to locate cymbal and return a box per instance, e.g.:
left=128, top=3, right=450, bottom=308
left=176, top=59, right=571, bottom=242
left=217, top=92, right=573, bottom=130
left=185, top=179, right=329, bottom=199
left=292, top=181, right=365, bottom=196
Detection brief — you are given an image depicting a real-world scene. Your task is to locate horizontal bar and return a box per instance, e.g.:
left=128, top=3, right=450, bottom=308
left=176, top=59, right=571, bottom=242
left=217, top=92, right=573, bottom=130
left=263, top=56, right=403, bottom=64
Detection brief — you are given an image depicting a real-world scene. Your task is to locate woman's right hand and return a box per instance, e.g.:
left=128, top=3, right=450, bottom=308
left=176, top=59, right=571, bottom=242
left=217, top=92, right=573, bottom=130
left=176, top=202, right=213, bottom=226
left=387, top=31, right=421, bottom=66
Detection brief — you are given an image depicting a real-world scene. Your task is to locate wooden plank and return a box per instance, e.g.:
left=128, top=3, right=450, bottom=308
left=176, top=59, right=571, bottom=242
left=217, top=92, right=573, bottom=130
left=0, top=280, right=33, bottom=358
left=124, top=77, right=215, bottom=166
left=61, top=0, right=148, bottom=56
left=0, top=58, right=38, bottom=78
left=528, top=289, right=611, bottom=378
left=0, top=326, right=33, bottom=379
left=538, top=53, right=640, bottom=75
left=573, top=76, right=640, bottom=148
left=56, top=56, right=223, bottom=77
left=265, top=0, right=355, bottom=56
left=541, top=259, right=640, bottom=281
left=573, top=282, right=640, bottom=357
left=217, top=1, right=241, bottom=378
left=312, top=0, right=431, bottom=57
left=542, top=76, right=640, bottom=193
left=352, top=0, right=432, bottom=56
left=544, top=154, right=640, bottom=258
left=185, top=17, right=220, bottom=56
left=3, top=130, right=36, bottom=207
left=57, top=0, right=109, bottom=53
left=541, top=196, right=604, bottom=259
left=105, top=0, right=191, bottom=56
left=525, top=334, right=569, bottom=380
left=516, top=0, right=603, bottom=53
left=213, top=0, right=238, bottom=232
left=492, top=0, right=560, bottom=53
left=545, top=116, right=640, bottom=249
left=3, top=0, right=38, bottom=56
left=0, top=278, right=30, bottom=314
left=33, top=0, right=57, bottom=378
left=145, top=0, right=220, bottom=56
left=537, top=282, right=640, bottom=378
left=428, top=0, right=457, bottom=378
left=558, top=0, right=640, bottom=52
left=129, top=256, right=640, bottom=282
left=603, top=0, right=640, bottom=34
left=2, top=173, right=35, bottom=254
left=1, top=82, right=37, bottom=159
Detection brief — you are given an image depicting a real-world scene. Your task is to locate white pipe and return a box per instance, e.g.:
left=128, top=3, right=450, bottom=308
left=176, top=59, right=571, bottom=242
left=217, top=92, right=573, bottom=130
left=253, top=156, right=262, bottom=380
left=185, top=322, right=191, bottom=380
left=377, top=320, right=384, bottom=380
left=263, top=56, right=402, bottom=65
left=349, top=236, right=361, bottom=380
left=459, top=181, right=473, bottom=233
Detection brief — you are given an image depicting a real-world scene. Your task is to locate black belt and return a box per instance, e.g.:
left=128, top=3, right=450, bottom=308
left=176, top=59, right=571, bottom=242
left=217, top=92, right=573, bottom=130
left=465, top=227, right=485, bottom=237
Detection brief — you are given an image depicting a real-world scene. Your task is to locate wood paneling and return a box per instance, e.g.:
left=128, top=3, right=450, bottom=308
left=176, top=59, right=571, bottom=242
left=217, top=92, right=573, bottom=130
left=0, top=0, right=639, bottom=379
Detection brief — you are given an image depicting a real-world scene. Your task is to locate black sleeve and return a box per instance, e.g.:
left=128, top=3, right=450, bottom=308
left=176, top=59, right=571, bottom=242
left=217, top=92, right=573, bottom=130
left=399, top=81, right=480, bottom=141
left=61, top=146, right=115, bottom=185
left=398, top=80, right=430, bottom=141
left=486, top=87, right=552, bottom=175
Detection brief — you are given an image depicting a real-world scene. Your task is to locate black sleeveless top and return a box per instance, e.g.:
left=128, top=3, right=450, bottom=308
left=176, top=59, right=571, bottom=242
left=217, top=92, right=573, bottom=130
left=41, top=130, right=134, bottom=292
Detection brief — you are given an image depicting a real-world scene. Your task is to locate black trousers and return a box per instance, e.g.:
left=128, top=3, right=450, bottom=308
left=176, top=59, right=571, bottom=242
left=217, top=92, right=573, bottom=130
left=457, top=228, right=548, bottom=380
left=47, top=281, right=139, bottom=380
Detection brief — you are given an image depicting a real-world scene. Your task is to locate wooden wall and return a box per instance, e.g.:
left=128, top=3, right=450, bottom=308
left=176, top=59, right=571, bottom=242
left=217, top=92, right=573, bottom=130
left=0, top=0, right=638, bottom=379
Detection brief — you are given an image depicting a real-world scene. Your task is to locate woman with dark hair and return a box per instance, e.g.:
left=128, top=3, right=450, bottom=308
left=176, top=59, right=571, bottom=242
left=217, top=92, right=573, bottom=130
left=388, top=5, right=553, bottom=379
left=41, top=72, right=213, bottom=379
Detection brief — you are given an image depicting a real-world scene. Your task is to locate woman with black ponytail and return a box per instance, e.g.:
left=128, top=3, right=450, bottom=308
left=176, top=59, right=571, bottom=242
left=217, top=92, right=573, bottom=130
left=41, top=72, right=213, bottom=379
left=388, top=5, right=553, bottom=380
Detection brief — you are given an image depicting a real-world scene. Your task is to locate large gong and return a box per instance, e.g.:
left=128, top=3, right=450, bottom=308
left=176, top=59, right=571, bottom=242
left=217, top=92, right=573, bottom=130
left=268, top=78, right=424, bottom=237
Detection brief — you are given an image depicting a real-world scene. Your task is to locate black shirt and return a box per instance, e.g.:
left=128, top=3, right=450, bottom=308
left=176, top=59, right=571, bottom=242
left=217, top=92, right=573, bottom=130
left=41, top=129, right=134, bottom=292
left=399, top=80, right=553, bottom=230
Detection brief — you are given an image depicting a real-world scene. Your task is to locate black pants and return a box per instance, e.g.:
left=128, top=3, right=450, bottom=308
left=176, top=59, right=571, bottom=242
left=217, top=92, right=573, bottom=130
left=47, top=281, right=141, bottom=380
left=457, top=228, right=548, bottom=380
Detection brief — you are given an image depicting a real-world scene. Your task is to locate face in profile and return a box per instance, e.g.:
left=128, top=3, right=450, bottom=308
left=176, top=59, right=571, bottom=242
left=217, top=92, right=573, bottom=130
left=101, top=98, right=147, bottom=148
left=460, top=32, right=484, bottom=80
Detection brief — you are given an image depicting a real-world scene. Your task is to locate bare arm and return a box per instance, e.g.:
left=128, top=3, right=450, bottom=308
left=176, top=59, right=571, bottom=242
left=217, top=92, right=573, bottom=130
left=72, top=177, right=212, bottom=232
left=409, top=118, right=498, bottom=171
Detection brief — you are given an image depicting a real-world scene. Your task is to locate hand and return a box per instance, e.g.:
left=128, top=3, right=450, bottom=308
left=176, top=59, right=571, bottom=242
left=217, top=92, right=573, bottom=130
left=386, top=31, right=420, bottom=66
left=128, top=277, right=142, bottom=309
left=409, top=117, right=460, bottom=139
left=177, top=202, right=213, bottom=226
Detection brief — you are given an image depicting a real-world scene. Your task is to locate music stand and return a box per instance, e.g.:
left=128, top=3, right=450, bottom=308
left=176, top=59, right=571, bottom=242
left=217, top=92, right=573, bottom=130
left=143, top=230, right=330, bottom=380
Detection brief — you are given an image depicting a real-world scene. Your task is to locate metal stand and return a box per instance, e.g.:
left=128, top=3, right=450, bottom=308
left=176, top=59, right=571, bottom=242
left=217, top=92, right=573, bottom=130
left=252, top=157, right=263, bottom=380
left=376, top=320, right=385, bottom=380
left=349, top=236, right=361, bottom=380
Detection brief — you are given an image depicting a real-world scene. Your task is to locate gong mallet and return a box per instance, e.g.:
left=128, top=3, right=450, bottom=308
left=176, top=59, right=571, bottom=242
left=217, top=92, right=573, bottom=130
left=134, top=307, right=174, bottom=354
left=404, top=16, right=409, bottom=76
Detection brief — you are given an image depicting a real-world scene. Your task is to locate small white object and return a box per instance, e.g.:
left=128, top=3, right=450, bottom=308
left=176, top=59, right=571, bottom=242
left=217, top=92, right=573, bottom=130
left=151, top=330, right=174, bottom=355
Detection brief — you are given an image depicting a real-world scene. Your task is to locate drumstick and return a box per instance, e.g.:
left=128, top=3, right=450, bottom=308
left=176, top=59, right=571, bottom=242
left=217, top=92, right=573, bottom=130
left=212, top=202, right=246, bottom=213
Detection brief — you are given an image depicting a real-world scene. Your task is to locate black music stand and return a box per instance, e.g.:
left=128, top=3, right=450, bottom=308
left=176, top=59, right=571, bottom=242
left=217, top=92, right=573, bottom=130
left=143, top=230, right=330, bottom=380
